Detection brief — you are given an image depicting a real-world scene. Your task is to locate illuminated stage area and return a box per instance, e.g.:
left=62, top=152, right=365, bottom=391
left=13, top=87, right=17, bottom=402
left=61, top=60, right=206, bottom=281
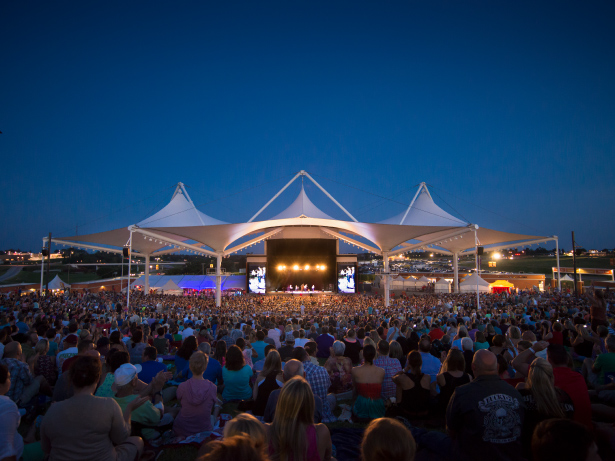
left=247, top=237, right=357, bottom=294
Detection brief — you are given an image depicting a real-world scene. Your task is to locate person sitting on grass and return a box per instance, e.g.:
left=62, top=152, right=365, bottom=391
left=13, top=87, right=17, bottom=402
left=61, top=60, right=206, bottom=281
left=352, top=344, right=385, bottom=421
left=361, top=417, right=417, bottom=461
left=266, top=376, right=333, bottom=461
left=173, top=351, right=220, bottom=437
left=222, top=345, right=253, bottom=402
left=113, top=363, right=178, bottom=439
left=40, top=355, right=147, bottom=461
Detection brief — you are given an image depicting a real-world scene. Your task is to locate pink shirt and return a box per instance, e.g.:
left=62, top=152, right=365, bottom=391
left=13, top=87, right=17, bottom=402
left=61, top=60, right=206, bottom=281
left=172, top=378, right=217, bottom=436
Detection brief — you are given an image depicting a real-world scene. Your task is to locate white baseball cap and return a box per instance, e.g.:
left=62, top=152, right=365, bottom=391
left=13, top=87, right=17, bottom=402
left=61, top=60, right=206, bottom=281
left=114, top=363, right=142, bottom=386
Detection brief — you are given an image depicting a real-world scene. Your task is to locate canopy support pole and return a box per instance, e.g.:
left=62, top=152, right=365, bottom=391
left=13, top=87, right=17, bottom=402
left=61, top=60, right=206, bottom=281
left=127, top=231, right=133, bottom=311
left=248, top=172, right=303, bottom=222
left=554, top=237, right=561, bottom=292
left=144, top=254, right=150, bottom=293
left=399, top=183, right=424, bottom=224
left=383, top=252, right=390, bottom=307
left=474, top=228, right=480, bottom=309
left=303, top=171, right=358, bottom=222
left=216, top=255, right=222, bottom=307
left=453, top=251, right=459, bottom=293
left=39, top=239, right=45, bottom=295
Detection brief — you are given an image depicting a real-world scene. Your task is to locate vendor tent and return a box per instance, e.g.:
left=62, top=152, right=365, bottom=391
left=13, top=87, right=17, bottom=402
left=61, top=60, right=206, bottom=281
left=47, top=275, right=70, bottom=291
left=434, top=278, right=451, bottom=293
left=390, top=275, right=405, bottom=287
left=416, top=276, right=430, bottom=286
left=459, top=273, right=490, bottom=293
left=560, top=274, right=574, bottom=283
left=155, top=279, right=183, bottom=295
left=489, top=279, right=515, bottom=294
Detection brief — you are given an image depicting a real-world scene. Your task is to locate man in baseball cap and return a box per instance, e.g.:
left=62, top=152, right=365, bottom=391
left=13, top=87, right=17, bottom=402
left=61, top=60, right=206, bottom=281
left=113, top=364, right=177, bottom=436
left=279, top=332, right=296, bottom=362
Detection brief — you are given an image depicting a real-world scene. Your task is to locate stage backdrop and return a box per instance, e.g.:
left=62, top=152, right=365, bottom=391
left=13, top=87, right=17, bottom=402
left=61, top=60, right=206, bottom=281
left=266, top=239, right=336, bottom=292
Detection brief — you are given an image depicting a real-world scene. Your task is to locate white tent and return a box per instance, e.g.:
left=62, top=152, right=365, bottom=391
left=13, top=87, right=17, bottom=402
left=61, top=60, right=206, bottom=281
left=390, top=275, right=405, bottom=287
left=155, top=279, right=183, bottom=295
left=434, top=278, right=451, bottom=293
left=459, top=273, right=491, bottom=293
left=416, top=276, right=430, bottom=286
left=560, top=274, right=574, bottom=283
left=48, top=275, right=70, bottom=291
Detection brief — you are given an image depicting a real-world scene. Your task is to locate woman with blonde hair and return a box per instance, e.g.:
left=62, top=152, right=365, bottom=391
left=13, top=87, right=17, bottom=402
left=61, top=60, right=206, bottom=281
left=266, top=376, right=333, bottom=461
left=516, top=357, right=574, bottom=457
left=253, top=350, right=284, bottom=416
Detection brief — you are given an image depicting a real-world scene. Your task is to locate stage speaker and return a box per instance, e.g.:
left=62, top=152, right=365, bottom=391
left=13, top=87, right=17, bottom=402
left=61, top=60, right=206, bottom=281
left=477, top=246, right=484, bottom=256
left=41, top=248, right=49, bottom=257
left=123, top=247, right=130, bottom=257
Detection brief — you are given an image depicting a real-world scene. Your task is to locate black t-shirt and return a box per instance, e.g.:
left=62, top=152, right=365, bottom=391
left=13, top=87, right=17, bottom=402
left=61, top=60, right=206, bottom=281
left=446, top=375, right=525, bottom=461
left=342, top=339, right=362, bottom=365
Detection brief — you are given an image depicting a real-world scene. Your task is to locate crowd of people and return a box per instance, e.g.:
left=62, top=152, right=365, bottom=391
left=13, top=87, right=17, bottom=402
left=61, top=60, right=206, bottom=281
left=0, top=286, right=614, bottom=460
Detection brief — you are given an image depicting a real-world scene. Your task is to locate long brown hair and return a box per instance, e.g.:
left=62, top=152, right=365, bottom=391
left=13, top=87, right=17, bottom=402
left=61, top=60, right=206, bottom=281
left=269, top=376, right=315, bottom=461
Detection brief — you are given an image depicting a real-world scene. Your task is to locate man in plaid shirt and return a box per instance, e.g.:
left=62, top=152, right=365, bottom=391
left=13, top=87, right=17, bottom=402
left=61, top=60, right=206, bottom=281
left=293, top=346, right=337, bottom=422
left=0, top=342, right=47, bottom=406
left=373, top=340, right=402, bottom=400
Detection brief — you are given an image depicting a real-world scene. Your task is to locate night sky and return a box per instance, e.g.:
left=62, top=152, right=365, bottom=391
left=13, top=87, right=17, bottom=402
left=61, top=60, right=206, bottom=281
left=1, top=1, right=614, bottom=252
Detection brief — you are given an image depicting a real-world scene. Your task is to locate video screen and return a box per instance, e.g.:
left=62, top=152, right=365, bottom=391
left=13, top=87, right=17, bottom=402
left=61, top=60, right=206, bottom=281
left=248, top=264, right=266, bottom=294
left=266, top=239, right=336, bottom=292
left=337, top=263, right=356, bottom=294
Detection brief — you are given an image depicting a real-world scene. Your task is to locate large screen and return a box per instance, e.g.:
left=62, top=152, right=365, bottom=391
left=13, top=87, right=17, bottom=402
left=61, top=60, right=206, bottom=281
left=247, top=264, right=266, bottom=294
left=266, top=239, right=336, bottom=292
left=337, top=263, right=357, bottom=293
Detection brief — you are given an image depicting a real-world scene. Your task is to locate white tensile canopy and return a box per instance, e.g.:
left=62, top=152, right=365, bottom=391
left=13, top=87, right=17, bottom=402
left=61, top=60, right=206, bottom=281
left=416, top=276, right=431, bottom=285
left=459, top=273, right=491, bottom=293
left=41, top=171, right=561, bottom=308
left=48, top=275, right=70, bottom=290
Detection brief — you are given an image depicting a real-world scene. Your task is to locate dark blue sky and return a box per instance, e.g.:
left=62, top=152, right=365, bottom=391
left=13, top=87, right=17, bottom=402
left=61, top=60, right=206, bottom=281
left=1, top=1, right=614, bottom=252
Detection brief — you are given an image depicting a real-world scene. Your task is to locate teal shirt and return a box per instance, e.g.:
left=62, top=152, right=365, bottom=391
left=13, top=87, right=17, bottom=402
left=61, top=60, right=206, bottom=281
left=251, top=341, right=267, bottom=362
left=222, top=365, right=253, bottom=401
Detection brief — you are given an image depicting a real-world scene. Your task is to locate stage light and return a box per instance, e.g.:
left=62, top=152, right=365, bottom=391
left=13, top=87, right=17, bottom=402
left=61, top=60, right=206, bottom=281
left=321, top=265, right=326, bottom=270
left=293, top=265, right=299, bottom=271
left=305, top=264, right=310, bottom=270
left=277, top=265, right=285, bottom=271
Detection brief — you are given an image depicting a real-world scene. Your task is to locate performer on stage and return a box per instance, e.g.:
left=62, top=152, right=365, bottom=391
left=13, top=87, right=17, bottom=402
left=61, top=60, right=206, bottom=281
left=312, top=285, right=315, bottom=292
